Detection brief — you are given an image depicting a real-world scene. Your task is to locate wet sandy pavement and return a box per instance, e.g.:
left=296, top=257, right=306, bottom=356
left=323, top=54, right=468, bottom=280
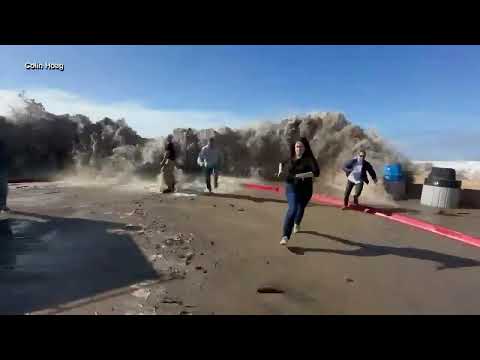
left=2, top=181, right=480, bottom=314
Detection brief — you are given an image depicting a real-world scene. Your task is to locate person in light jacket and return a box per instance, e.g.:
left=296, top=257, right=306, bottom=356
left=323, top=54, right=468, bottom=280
left=342, top=150, right=377, bottom=210
left=197, top=137, right=224, bottom=193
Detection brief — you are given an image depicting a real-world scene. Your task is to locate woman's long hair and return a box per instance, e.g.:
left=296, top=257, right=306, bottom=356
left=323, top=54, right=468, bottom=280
left=289, top=137, right=315, bottom=160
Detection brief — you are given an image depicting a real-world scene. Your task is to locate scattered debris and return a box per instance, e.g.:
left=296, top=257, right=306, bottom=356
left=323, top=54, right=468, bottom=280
left=174, top=233, right=186, bottom=243
left=125, top=224, right=142, bottom=231
left=172, top=192, right=198, bottom=198
left=161, top=297, right=183, bottom=305
left=108, top=228, right=128, bottom=235
left=132, top=288, right=151, bottom=300
left=185, top=252, right=195, bottom=265
left=150, top=254, right=163, bottom=262
left=257, top=286, right=284, bottom=294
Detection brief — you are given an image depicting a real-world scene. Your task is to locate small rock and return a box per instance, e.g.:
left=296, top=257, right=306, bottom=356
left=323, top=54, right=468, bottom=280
left=179, top=310, right=192, bottom=315
left=213, top=204, right=217, bottom=208
left=195, top=266, right=203, bottom=270
left=238, top=208, right=245, bottom=212
left=229, top=204, right=235, bottom=207
left=210, top=241, right=215, bottom=246
left=203, top=270, right=208, bottom=274
left=200, top=252, right=205, bottom=256
left=94, top=312, right=99, bottom=315
left=345, top=277, right=354, bottom=284
left=257, top=286, right=284, bottom=294
left=266, top=261, right=270, bottom=265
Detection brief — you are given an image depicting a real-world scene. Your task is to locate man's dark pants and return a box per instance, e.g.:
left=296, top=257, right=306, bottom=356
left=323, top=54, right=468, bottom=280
left=344, top=180, right=364, bottom=206
left=205, top=167, right=219, bottom=192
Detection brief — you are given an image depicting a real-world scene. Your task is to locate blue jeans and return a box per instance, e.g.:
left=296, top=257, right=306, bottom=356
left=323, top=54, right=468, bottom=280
left=282, top=183, right=312, bottom=239
left=204, top=167, right=219, bottom=191
left=0, top=170, right=8, bottom=209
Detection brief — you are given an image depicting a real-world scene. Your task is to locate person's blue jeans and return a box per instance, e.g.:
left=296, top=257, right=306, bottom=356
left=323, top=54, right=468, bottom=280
left=282, top=183, right=312, bottom=239
left=204, top=167, right=219, bottom=191
left=0, top=170, right=8, bottom=209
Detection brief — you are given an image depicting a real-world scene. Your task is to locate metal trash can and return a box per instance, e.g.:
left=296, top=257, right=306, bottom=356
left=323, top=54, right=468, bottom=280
left=420, top=167, right=462, bottom=209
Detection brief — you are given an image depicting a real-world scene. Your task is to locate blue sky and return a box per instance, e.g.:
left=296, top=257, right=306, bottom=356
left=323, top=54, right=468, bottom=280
left=0, top=45, right=479, bottom=160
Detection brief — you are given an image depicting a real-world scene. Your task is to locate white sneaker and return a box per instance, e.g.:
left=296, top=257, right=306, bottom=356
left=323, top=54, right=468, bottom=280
left=280, top=236, right=288, bottom=246
left=293, top=224, right=300, bottom=233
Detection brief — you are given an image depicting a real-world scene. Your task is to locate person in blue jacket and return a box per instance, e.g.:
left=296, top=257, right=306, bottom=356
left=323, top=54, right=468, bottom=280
left=342, top=150, right=378, bottom=209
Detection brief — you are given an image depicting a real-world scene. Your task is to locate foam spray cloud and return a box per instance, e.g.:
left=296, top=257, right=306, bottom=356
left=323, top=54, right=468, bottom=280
left=0, top=93, right=414, bottom=200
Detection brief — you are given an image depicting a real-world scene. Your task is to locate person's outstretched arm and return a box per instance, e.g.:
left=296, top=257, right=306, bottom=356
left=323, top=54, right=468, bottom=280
left=367, top=163, right=378, bottom=183
left=343, top=159, right=354, bottom=174
left=197, top=148, right=205, bottom=167
left=277, top=162, right=283, bottom=177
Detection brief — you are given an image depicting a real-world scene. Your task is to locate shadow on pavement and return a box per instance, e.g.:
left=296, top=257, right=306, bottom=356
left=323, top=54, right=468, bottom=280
left=203, top=193, right=288, bottom=204
left=203, top=192, right=327, bottom=207
left=288, top=231, right=480, bottom=271
left=0, top=212, right=159, bottom=315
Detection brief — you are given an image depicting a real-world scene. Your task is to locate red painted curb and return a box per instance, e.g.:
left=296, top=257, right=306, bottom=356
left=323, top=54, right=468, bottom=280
left=243, top=182, right=480, bottom=249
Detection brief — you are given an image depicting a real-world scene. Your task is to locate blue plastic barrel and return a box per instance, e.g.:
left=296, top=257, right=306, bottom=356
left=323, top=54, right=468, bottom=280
left=384, top=163, right=403, bottom=182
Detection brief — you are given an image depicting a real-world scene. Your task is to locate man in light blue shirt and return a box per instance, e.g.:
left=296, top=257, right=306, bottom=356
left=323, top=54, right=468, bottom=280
left=197, top=138, right=224, bottom=193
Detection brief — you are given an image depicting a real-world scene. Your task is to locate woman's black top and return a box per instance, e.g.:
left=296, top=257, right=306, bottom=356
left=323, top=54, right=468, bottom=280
left=282, top=156, right=320, bottom=188
left=165, top=142, right=176, bottom=161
